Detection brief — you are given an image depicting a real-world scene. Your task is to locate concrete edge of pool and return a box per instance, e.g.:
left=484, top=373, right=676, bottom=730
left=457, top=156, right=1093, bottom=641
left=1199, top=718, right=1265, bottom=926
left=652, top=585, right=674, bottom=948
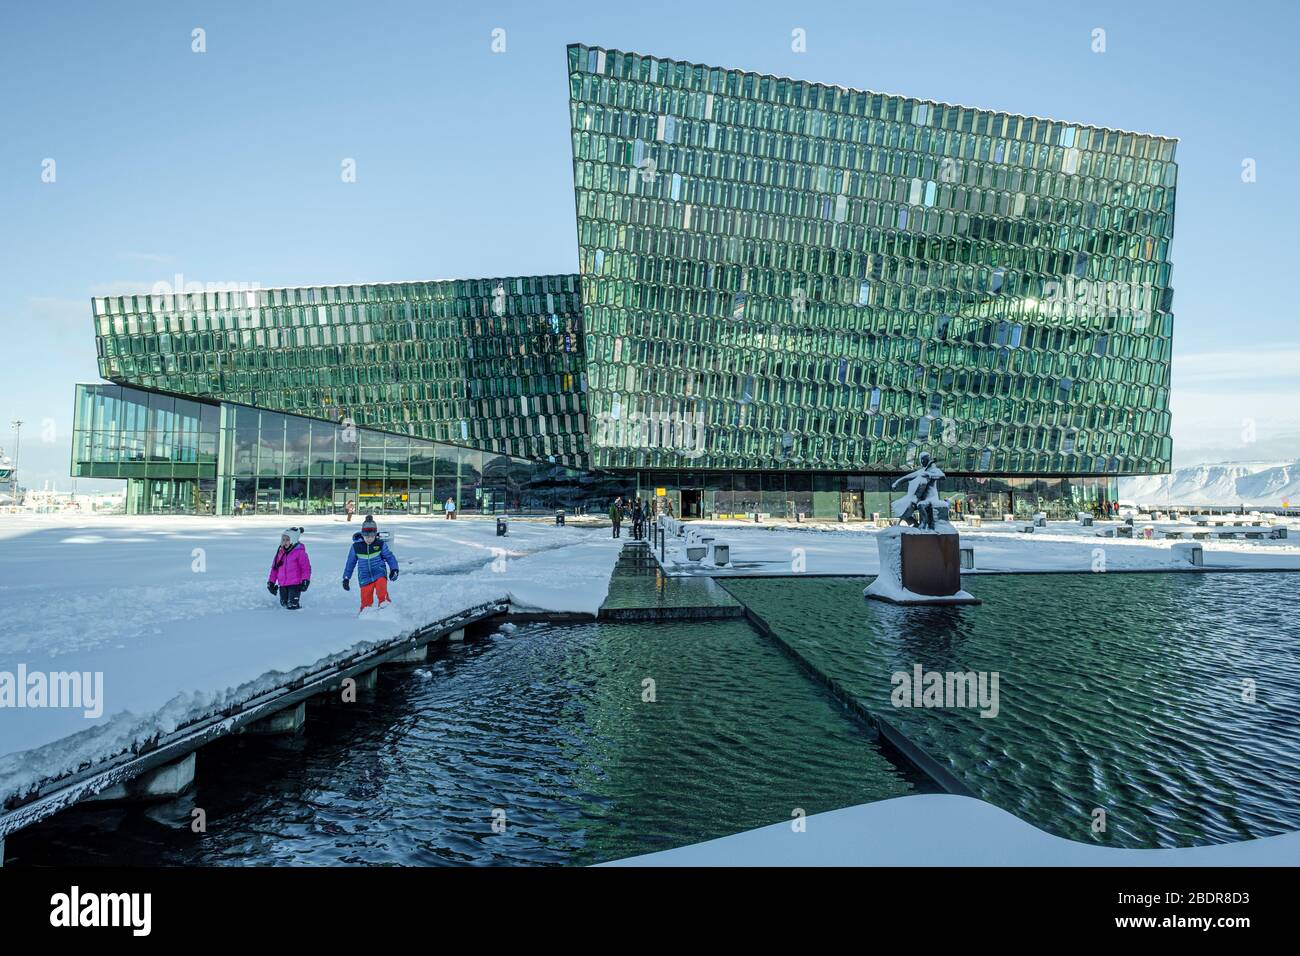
left=605, top=794, right=1300, bottom=867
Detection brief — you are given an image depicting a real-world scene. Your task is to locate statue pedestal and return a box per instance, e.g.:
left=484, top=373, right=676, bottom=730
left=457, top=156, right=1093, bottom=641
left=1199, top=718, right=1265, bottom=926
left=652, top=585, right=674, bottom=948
left=865, top=523, right=980, bottom=605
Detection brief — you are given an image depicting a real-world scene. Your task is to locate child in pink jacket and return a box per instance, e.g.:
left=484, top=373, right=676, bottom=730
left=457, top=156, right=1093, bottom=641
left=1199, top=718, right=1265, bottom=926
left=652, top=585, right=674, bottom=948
left=267, top=527, right=312, bottom=610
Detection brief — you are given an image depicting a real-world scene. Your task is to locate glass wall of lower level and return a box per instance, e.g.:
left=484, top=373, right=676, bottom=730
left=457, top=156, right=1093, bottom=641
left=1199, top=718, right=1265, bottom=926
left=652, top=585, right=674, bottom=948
left=219, top=470, right=633, bottom=516
left=74, top=383, right=632, bottom=516
left=216, top=401, right=628, bottom=516
left=74, top=384, right=1121, bottom=519
left=634, top=471, right=1118, bottom=521
left=126, top=478, right=217, bottom=515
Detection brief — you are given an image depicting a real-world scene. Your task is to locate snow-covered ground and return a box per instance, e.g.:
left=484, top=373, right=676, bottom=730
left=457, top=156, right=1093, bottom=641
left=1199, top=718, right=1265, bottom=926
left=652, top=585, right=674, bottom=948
left=613, top=794, right=1300, bottom=866
left=0, top=514, right=623, bottom=808
left=653, top=515, right=1300, bottom=575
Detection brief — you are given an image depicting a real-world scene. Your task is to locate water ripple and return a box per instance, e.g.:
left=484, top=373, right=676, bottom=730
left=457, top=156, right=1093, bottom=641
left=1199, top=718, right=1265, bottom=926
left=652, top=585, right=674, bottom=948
left=14, top=619, right=914, bottom=866
left=724, top=572, right=1300, bottom=849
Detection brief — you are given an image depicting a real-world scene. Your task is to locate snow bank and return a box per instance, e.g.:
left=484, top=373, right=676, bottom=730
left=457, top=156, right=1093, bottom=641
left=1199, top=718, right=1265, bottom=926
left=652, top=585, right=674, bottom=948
left=652, top=516, right=1300, bottom=576
left=609, top=793, right=1300, bottom=866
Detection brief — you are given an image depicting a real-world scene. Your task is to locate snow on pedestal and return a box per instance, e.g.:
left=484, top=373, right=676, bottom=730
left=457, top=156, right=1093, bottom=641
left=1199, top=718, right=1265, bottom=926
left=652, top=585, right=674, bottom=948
left=864, top=522, right=979, bottom=605
left=1170, top=542, right=1204, bottom=566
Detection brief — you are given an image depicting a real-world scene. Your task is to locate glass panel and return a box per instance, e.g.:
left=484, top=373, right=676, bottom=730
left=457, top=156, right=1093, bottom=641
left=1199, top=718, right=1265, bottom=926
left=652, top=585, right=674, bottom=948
left=284, top=416, right=310, bottom=475
left=257, top=411, right=285, bottom=477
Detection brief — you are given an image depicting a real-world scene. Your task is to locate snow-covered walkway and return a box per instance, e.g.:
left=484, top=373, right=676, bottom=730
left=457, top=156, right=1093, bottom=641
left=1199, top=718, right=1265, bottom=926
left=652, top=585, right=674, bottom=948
left=0, top=514, right=623, bottom=808
left=651, top=516, right=1300, bottom=575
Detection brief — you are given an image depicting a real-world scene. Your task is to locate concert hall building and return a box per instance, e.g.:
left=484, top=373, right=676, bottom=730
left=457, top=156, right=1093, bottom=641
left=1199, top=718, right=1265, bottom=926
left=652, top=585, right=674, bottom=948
left=73, top=44, right=1176, bottom=518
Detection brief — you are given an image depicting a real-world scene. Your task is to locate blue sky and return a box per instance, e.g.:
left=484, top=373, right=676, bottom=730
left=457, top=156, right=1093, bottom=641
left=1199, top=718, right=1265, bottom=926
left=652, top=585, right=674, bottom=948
left=2, top=0, right=1297, bottom=489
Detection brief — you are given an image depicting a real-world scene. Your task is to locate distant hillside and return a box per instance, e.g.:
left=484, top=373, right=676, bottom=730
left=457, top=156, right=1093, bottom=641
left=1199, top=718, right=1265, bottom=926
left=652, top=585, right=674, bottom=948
left=1120, top=461, right=1300, bottom=507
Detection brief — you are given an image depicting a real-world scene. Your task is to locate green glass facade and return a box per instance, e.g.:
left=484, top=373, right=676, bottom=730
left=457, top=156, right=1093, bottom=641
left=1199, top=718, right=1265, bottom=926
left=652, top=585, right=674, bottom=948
left=92, top=275, right=589, bottom=467
left=73, top=384, right=627, bottom=516
left=72, top=44, right=1173, bottom=516
left=568, top=44, right=1175, bottom=476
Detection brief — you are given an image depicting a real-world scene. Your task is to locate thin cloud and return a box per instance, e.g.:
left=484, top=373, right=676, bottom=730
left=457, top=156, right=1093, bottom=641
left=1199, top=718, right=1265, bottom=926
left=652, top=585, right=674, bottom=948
left=1173, top=346, right=1300, bottom=387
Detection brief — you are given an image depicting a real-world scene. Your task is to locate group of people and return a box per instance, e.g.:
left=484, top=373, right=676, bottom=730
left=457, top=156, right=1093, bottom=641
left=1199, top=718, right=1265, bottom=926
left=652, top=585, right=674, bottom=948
left=345, top=498, right=456, bottom=521
left=266, top=514, right=400, bottom=612
left=608, top=496, right=663, bottom=539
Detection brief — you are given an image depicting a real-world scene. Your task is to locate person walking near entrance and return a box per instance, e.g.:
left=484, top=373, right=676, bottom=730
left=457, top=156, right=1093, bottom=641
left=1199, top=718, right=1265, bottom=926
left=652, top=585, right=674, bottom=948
left=632, top=498, right=645, bottom=540
left=345, top=499, right=355, bottom=522
left=444, top=496, right=456, bottom=519
left=609, top=497, right=623, bottom=538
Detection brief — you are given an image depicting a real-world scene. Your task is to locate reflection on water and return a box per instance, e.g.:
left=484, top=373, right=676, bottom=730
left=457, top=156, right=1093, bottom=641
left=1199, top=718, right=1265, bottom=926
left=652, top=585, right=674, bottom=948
left=723, top=572, right=1300, bottom=848
left=12, top=620, right=915, bottom=866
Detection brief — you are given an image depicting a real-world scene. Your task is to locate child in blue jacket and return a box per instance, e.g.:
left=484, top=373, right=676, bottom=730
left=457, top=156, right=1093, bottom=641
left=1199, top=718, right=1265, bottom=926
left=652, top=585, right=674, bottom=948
left=343, top=515, right=399, bottom=610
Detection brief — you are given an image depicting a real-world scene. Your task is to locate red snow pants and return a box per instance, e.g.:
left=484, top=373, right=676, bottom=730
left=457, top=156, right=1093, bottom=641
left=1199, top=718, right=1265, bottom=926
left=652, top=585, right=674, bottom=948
left=360, top=576, right=390, bottom=609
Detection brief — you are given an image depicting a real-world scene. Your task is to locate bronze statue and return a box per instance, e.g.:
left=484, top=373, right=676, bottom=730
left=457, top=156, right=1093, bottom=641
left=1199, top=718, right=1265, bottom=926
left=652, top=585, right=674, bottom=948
left=892, top=452, right=945, bottom=530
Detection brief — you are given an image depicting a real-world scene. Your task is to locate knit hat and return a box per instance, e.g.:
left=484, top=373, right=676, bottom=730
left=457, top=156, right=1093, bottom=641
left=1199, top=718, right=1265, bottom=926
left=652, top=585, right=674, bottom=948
left=361, top=515, right=378, bottom=534
left=281, top=527, right=303, bottom=546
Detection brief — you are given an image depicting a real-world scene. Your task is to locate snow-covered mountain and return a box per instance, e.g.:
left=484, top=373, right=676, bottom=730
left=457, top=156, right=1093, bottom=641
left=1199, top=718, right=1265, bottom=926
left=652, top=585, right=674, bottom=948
left=1120, top=461, right=1300, bottom=507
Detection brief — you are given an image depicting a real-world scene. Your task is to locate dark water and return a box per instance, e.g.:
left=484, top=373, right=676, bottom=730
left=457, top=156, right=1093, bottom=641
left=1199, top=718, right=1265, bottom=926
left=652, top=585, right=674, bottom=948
left=723, top=572, right=1300, bottom=849
left=11, top=620, right=916, bottom=866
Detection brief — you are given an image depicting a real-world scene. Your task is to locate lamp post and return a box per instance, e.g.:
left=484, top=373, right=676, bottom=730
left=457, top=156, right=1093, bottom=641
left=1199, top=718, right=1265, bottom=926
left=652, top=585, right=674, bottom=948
left=8, top=420, right=19, bottom=499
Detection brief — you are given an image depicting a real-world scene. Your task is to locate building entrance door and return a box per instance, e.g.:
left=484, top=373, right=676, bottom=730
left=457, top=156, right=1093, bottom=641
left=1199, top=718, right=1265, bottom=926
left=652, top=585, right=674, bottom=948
left=333, top=486, right=354, bottom=516
left=840, top=491, right=863, bottom=519
left=680, top=488, right=702, bottom=518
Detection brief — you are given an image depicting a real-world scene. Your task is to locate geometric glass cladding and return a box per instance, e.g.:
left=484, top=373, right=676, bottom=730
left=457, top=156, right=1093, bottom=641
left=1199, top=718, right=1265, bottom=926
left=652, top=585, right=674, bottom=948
left=76, top=42, right=1179, bottom=519
left=568, top=43, right=1175, bottom=475
left=92, top=274, right=589, bottom=468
